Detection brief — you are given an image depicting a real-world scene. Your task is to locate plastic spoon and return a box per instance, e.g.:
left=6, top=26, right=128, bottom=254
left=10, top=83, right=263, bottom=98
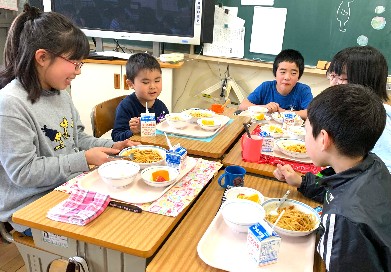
left=269, top=190, right=290, bottom=216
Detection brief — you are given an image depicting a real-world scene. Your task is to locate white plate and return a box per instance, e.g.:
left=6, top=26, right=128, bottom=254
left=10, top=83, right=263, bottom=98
left=248, top=105, right=268, bottom=114
left=157, top=115, right=230, bottom=138
left=197, top=208, right=317, bottom=271
left=260, top=124, right=285, bottom=138
left=181, top=108, right=216, bottom=123
left=275, top=139, right=309, bottom=159
left=262, top=199, right=320, bottom=237
left=224, top=187, right=265, bottom=204
left=197, top=117, right=222, bottom=131
left=119, top=145, right=167, bottom=169
left=78, top=157, right=197, bottom=204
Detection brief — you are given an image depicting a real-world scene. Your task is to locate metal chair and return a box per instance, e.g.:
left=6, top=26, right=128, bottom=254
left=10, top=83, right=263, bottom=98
left=90, top=95, right=127, bottom=138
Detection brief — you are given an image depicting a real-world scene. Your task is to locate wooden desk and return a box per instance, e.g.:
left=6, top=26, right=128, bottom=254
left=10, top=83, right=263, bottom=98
left=12, top=190, right=195, bottom=271
left=147, top=171, right=325, bottom=272
left=130, top=108, right=250, bottom=159
left=222, top=136, right=277, bottom=177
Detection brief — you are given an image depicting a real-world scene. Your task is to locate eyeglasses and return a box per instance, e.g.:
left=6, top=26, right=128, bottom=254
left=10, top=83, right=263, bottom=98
left=45, top=49, right=84, bottom=71
left=326, top=72, right=348, bottom=84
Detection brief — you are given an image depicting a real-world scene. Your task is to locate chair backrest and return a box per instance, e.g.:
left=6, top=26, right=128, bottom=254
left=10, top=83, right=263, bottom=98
left=91, top=95, right=127, bottom=138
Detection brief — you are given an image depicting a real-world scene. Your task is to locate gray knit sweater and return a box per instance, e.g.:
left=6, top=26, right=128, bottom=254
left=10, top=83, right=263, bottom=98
left=0, top=79, right=113, bottom=229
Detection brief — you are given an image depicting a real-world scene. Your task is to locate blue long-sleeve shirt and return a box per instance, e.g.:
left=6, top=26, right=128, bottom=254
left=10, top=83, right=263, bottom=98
left=111, top=92, right=169, bottom=141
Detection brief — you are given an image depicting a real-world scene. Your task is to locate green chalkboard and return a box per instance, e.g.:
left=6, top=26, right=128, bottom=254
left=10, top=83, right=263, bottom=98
left=217, top=0, right=390, bottom=72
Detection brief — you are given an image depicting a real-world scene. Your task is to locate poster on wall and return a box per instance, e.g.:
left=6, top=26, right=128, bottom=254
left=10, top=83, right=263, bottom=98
left=0, top=0, right=17, bottom=11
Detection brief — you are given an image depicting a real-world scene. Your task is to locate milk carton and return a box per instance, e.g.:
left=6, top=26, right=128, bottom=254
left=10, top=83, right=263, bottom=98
left=140, top=113, right=156, bottom=136
left=165, top=144, right=187, bottom=170
left=247, top=220, right=281, bottom=266
left=259, top=131, right=274, bottom=152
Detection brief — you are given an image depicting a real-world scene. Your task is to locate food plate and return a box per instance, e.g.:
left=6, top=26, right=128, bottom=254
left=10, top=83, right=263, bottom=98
left=197, top=117, right=222, bottom=131
left=181, top=108, right=216, bottom=123
left=119, top=145, right=166, bottom=169
left=275, top=139, right=309, bottom=159
left=224, top=187, right=265, bottom=204
left=261, top=123, right=285, bottom=138
left=262, top=198, right=320, bottom=237
left=262, top=144, right=312, bottom=164
left=197, top=208, right=317, bottom=271
left=156, top=115, right=231, bottom=138
left=271, top=112, right=304, bottom=126
left=288, top=126, right=306, bottom=140
left=248, top=105, right=268, bottom=114
left=140, top=165, right=180, bottom=187
left=78, top=157, right=197, bottom=204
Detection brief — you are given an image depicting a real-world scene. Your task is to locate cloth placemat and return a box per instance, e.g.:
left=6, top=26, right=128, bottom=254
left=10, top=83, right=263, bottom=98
left=156, top=119, right=233, bottom=142
left=245, top=125, right=322, bottom=174
left=47, top=189, right=110, bottom=225
left=56, top=158, right=223, bottom=217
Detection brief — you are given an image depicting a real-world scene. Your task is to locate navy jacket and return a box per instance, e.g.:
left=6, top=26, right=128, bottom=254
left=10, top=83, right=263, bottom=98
left=111, top=92, right=169, bottom=141
left=299, top=153, right=391, bottom=271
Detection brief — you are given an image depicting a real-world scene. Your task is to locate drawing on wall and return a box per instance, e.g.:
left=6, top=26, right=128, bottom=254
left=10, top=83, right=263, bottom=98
left=336, top=0, right=355, bottom=32
left=356, top=5, right=387, bottom=46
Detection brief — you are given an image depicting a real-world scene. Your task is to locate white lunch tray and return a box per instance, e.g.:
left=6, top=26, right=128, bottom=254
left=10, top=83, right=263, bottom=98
left=78, top=157, right=197, bottom=204
left=157, top=115, right=231, bottom=138
left=197, top=209, right=316, bottom=272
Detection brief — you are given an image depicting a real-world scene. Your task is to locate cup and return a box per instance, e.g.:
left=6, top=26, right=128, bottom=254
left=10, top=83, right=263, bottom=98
left=211, top=104, right=224, bottom=114
left=218, top=165, right=246, bottom=188
left=241, top=134, right=263, bottom=162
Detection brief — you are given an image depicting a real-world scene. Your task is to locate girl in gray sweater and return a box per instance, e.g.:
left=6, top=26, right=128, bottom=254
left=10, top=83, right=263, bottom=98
left=0, top=4, right=139, bottom=233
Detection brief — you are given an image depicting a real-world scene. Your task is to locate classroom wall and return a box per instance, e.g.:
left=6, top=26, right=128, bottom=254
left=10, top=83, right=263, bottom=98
left=170, top=57, right=330, bottom=112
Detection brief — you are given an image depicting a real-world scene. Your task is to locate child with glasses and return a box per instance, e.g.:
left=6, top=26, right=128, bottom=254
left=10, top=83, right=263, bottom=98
left=111, top=53, right=169, bottom=141
left=0, top=4, right=139, bottom=235
left=275, top=84, right=391, bottom=271
left=239, top=49, right=313, bottom=119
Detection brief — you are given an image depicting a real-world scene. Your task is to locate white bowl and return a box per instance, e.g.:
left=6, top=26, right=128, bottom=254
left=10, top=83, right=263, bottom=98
left=141, top=165, right=180, bottom=187
left=182, top=108, right=216, bottom=123
left=275, top=139, right=309, bottom=158
left=165, top=113, right=192, bottom=129
left=221, top=200, right=265, bottom=233
left=98, top=160, right=140, bottom=188
left=248, top=105, right=268, bottom=114
left=119, top=145, right=166, bottom=169
left=197, top=117, right=222, bottom=131
left=262, top=198, right=320, bottom=237
left=224, top=187, right=265, bottom=204
left=288, top=126, right=306, bottom=140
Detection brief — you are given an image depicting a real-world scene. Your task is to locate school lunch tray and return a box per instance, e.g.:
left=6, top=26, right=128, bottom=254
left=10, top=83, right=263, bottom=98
left=156, top=115, right=231, bottom=138
left=78, top=157, right=197, bottom=204
left=197, top=208, right=316, bottom=272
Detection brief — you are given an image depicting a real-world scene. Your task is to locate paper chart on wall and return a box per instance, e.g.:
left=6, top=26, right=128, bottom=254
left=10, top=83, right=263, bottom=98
left=0, top=0, right=17, bottom=10
left=203, top=6, right=245, bottom=58
left=250, top=7, right=287, bottom=55
left=241, top=0, right=274, bottom=6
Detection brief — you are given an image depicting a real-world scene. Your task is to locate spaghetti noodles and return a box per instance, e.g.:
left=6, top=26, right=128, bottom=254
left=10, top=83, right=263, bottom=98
left=121, top=149, right=163, bottom=163
left=265, top=205, right=316, bottom=231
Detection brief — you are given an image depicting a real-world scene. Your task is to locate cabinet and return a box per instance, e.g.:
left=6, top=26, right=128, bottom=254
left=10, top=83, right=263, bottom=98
left=70, top=59, right=178, bottom=135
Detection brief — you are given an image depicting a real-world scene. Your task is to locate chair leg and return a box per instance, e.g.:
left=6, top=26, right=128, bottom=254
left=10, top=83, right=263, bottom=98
left=0, top=222, right=14, bottom=243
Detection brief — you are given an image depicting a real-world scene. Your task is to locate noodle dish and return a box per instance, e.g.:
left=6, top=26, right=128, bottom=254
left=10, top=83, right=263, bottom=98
left=262, top=198, right=320, bottom=237
left=119, top=145, right=166, bottom=169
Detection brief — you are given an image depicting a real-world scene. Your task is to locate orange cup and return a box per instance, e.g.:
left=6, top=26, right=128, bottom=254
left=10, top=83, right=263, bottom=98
left=241, top=134, right=263, bottom=162
left=211, top=104, right=224, bottom=114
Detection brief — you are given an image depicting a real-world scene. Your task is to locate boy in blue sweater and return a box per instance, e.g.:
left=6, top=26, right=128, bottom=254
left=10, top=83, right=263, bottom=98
left=239, top=49, right=312, bottom=119
left=112, top=53, right=169, bottom=141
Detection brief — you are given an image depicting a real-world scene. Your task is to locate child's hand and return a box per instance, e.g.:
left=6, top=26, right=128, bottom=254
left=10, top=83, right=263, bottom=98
left=112, top=139, right=141, bottom=151
left=273, top=164, right=303, bottom=187
left=265, top=102, right=280, bottom=113
left=129, top=117, right=141, bottom=134
left=85, top=147, right=121, bottom=166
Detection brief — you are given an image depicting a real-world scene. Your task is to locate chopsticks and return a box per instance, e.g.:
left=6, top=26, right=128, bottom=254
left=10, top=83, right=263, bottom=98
left=109, top=200, right=142, bottom=213
left=243, top=123, right=252, bottom=138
